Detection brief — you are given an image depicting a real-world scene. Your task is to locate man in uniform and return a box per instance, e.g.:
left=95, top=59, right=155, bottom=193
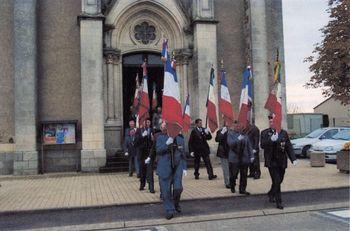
left=123, top=120, right=140, bottom=177
left=227, top=121, right=254, bottom=195
left=189, top=119, right=217, bottom=180
left=244, top=120, right=261, bottom=179
left=215, top=122, right=230, bottom=188
left=156, top=122, right=187, bottom=220
left=137, top=118, right=153, bottom=191
left=261, top=114, right=297, bottom=209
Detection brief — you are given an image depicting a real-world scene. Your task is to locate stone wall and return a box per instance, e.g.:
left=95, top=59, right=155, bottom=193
left=0, top=0, right=14, bottom=144
left=37, top=0, right=82, bottom=171
left=215, top=0, right=247, bottom=121
left=0, top=152, right=14, bottom=175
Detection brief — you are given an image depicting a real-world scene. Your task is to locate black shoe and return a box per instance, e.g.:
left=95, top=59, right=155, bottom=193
left=165, top=213, right=174, bottom=220
left=276, top=203, right=284, bottom=209
left=137, top=174, right=140, bottom=178
left=139, top=186, right=145, bottom=191
left=208, top=175, right=217, bottom=180
left=129, top=172, right=133, bottom=177
left=247, top=174, right=254, bottom=178
left=253, top=176, right=260, bottom=180
left=225, top=184, right=231, bottom=189
left=175, top=205, right=182, bottom=213
left=239, top=191, right=250, bottom=195
left=231, top=187, right=236, bottom=193
left=195, top=175, right=199, bottom=180
left=149, top=189, right=155, bottom=193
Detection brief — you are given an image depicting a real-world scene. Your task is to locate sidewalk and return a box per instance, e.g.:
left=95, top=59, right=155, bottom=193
left=0, top=159, right=348, bottom=213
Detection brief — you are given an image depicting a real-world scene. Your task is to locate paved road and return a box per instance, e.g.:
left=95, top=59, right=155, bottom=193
left=130, top=208, right=350, bottom=231
left=0, top=187, right=348, bottom=230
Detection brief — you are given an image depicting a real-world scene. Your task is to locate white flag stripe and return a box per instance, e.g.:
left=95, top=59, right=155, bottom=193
left=164, top=72, right=180, bottom=103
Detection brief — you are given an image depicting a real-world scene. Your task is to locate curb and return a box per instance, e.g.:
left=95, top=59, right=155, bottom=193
left=0, top=186, right=348, bottom=216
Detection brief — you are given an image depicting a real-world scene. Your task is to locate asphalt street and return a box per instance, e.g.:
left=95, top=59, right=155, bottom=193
left=0, top=187, right=348, bottom=230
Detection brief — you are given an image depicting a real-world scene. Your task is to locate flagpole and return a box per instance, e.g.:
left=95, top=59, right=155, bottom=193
left=205, top=64, right=213, bottom=129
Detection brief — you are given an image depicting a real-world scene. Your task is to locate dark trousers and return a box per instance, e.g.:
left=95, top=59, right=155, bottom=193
left=249, top=151, right=261, bottom=178
left=146, top=161, right=154, bottom=191
left=194, top=154, right=214, bottom=177
left=139, top=160, right=147, bottom=188
left=268, top=166, right=286, bottom=204
left=229, top=162, right=248, bottom=192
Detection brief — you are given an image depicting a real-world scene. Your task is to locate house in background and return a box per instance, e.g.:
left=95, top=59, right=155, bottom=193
left=314, top=97, right=350, bottom=127
left=287, top=113, right=326, bottom=138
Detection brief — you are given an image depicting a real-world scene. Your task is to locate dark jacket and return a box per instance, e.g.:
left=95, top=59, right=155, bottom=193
left=188, top=127, right=212, bottom=156
left=123, top=128, right=140, bottom=157
left=227, top=130, right=254, bottom=165
left=244, top=124, right=260, bottom=151
left=215, top=128, right=229, bottom=158
left=260, top=128, right=296, bottom=169
left=136, top=127, right=153, bottom=161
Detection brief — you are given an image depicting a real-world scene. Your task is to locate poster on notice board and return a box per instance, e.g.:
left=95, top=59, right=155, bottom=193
left=42, top=122, right=76, bottom=145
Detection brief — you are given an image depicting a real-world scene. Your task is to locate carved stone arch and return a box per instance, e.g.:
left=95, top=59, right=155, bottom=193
left=106, top=0, right=190, bottom=53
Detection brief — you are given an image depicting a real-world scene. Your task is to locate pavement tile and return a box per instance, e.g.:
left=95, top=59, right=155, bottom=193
left=0, top=159, right=348, bottom=213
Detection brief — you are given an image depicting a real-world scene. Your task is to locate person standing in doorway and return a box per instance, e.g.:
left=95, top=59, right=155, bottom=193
left=261, top=114, right=297, bottom=209
left=123, top=120, right=140, bottom=177
left=152, top=106, right=162, bottom=131
left=189, top=118, right=217, bottom=180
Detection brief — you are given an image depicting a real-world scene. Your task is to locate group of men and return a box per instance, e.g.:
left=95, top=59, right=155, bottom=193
left=124, top=108, right=297, bottom=219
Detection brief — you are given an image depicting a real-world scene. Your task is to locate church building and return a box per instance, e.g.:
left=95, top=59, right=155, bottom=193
left=0, top=0, right=287, bottom=175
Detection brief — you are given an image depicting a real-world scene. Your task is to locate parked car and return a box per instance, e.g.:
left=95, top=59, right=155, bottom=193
left=309, top=128, right=350, bottom=163
left=291, top=127, right=341, bottom=158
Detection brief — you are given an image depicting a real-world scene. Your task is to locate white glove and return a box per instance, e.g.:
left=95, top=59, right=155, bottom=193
left=190, top=152, right=195, bottom=157
left=166, top=137, right=174, bottom=145
left=271, top=133, right=279, bottom=142
left=252, top=149, right=257, bottom=154
left=221, top=127, right=227, bottom=134
left=124, top=152, right=129, bottom=156
left=145, top=157, right=151, bottom=164
left=142, top=130, right=148, bottom=137
left=238, top=134, right=244, bottom=140
left=292, top=160, right=298, bottom=166
left=250, top=157, right=255, bottom=163
left=183, top=170, right=187, bottom=177
left=204, top=128, right=210, bottom=134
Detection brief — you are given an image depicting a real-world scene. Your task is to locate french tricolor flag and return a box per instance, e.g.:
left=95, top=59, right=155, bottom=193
left=238, top=66, right=253, bottom=129
left=182, top=94, right=191, bottom=133
left=206, top=67, right=218, bottom=132
left=161, top=39, right=183, bottom=137
left=152, top=83, right=157, bottom=110
left=219, top=70, right=234, bottom=127
left=138, top=61, right=150, bottom=127
left=132, top=73, right=141, bottom=114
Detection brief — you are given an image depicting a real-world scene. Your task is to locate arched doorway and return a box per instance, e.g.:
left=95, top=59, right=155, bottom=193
left=122, top=52, right=163, bottom=129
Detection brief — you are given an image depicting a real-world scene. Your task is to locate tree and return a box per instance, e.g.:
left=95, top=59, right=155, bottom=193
left=305, top=0, right=350, bottom=105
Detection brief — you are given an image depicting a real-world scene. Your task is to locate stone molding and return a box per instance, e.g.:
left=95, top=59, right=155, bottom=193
left=103, top=47, right=120, bottom=64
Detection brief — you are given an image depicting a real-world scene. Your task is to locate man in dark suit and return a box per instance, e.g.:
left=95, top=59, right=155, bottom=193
left=123, top=120, right=140, bottom=177
left=261, top=114, right=298, bottom=209
left=227, top=122, right=254, bottom=195
left=189, top=118, right=217, bottom=180
left=215, top=122, right=230, bottom=188
left=244, top=121, right=261, bottom=179
left=137, top=118, right=153, bottom=191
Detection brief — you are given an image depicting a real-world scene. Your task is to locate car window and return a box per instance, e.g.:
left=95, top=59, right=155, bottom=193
left=322, top=129, right=339, bottom=139
left=306, top=128, right=326, bottom=138
left=332, top=129, right=350, bottom=140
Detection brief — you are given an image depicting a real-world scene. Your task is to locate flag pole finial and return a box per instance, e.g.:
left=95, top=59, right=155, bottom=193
left=276, top=48, right=279, bottom=62
left=220, top=58, right=224, bottom=69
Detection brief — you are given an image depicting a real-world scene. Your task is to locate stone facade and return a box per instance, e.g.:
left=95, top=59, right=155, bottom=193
left=0, top=0, right=287, bottom=175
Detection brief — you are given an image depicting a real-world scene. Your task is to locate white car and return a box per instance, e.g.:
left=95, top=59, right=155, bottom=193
left=291, top=127, right=341, bottom=158
left=309, top=128, right=350, bottom=162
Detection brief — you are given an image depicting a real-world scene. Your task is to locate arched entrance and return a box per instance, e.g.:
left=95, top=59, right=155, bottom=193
left=122, top=52, right=163, bottom=129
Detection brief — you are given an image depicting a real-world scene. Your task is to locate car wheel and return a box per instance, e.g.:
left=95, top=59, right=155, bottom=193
left=301, top=145, right=311, bottom=158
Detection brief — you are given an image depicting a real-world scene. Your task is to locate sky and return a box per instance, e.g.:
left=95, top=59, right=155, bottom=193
left=283, top=0, right=331, bottom=113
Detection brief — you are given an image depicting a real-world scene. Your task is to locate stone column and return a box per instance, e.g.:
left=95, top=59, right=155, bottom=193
left=250, top=0, right=270, bottom=130
left=13, top=0, right=38, bottom=175
left=103, top=48, right=122, bottom=155
left=79, top=0, right=106, bottom=172
left=192, top=0, right=218, bottom=122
